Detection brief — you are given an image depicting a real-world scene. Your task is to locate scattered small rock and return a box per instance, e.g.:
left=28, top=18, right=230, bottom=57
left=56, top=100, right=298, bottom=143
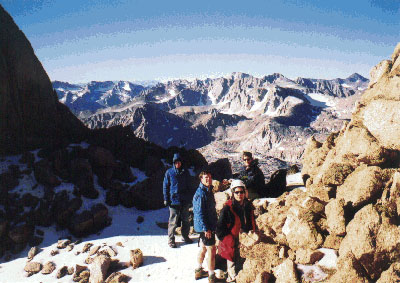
left=89, top=245, right=101, bottom=256
left=67, top=244, right=74, bottom=252
left=85, top=257, right=94, bottom=264
left=105, top=272, right=129, bottom=283
left=130, top=249, right=143, bottom=269
left=41, top=261, right=56, bottom=274
left=57, top=239, right=71, bottom=249
left=75, top=264, right=87, bottom=276
left=68, top=266, right=75, bottom=275
left=57, top=266, right=68, bottom=279
left=82, top=243, right=93, bottom=253
left=75, top=239, right=82, bottom=245
left=50, top=249, right=59, bottom=256
left=106, top=246, right=118, bottom=257
left=80, top=270, right=90, bottom=280
left=90, top=255, right=111, bottom=283
left=27, top=246, right=40, bottom=261
left=75, top=251, right=81, bottom=256
left=116, top=242, right=124, bottom=247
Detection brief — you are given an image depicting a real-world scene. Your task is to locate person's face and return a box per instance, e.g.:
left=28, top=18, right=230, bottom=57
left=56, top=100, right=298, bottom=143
left=233, top=187, right=245, bottom=202
left=200, top=173, right=212, bottom=188
left=174, top=161, right=182, bottom=169
left=243, top=155, right=252, bottom=166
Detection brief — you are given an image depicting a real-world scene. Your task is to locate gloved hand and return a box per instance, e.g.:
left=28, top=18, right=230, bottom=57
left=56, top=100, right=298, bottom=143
left=164, top=200, right=170, bottom=207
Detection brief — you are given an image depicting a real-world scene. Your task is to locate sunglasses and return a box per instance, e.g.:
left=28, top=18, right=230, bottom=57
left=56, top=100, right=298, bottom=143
left=234, top=191, right=245, bottom=195
left=243, top=158, right=251, bottom=161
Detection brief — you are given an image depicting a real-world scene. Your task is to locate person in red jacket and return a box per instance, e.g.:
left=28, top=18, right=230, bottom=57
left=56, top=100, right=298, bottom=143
left=216, top=180, right=256, bottom=282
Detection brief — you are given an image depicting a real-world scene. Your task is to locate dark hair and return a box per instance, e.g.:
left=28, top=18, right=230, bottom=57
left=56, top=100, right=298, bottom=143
left=242, top=151, right=253, bottom=159
left=199, top=170, right=212, bottom=180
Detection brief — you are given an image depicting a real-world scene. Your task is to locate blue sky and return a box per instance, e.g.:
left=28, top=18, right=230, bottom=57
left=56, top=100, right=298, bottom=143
left=1, top=0, right=399, bottom=83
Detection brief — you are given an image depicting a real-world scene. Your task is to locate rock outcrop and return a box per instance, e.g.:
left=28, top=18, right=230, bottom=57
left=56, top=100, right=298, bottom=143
left=0, top=4, right=88, bottom=154
left=237, top=43, right=400, bottom=282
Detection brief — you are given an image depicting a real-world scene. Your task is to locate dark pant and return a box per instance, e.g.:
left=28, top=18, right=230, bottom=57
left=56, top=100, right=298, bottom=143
left=168, top=203, right=190, bottom=243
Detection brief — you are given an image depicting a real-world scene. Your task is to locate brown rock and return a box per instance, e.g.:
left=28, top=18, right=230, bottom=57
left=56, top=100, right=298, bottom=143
left=273, top=259, right=298, bottom=283
left=106, top=246, right=118, bottom=257
left=57, top=239, right=71, bottom=249
left=33, top=159, right=61, bottom=187
left=105, top=272, right=129, bottom=283
left=82, top=243, right=93, bottom=253
left=57, top=266, right=68, bottom=279
left=282, top=207, right=323, bottom=250
left=214, top=191, right=229, bottom=214
left=71, top=211, right=94, bottom=237
left=116, top=242, right=124, bottom=247
left=339, top=204, right=382, bottom=280
left=75, top=264, right=88, bottom=276
left=89, top=255, right=111, bottom=283
left=41, top=261, right=56, bottom=274
left=254, top=271, right=271, bottom=283
left=295, top=248, right=324, bottom=264
left=85, top=257, right=94, bottom=264
left=50, top=249, right=59, bottom=256
left=67, top=244, right=74, bottom=251
left=239, top=231, right=260, bottom=249
left=323, top=234, right=343, bottom=250
left=325, top=199, right=346, bottom=236
left=325, top=253, right=369, bottom=283
left=377, top=262, right=400, bottom=283
left=24, top=262, right=42, bottom=274
left=130, top=249, right=143, bottom=269
left=336, top=165, right=387, bottom=209
left=27, top=246, right=39, bottom=261
left=80, top=270, right=90, bottom=279
left=8, top=223, right=34, bottom=244
left=89, top=245, right=101, bottom=256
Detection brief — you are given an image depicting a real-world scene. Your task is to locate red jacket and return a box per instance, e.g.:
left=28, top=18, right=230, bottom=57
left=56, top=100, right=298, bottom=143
left=217, top=199, right=255, bottom=261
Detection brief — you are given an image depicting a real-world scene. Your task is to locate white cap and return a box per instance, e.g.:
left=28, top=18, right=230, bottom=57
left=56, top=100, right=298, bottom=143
left=230, top=179, right=246, bottom=190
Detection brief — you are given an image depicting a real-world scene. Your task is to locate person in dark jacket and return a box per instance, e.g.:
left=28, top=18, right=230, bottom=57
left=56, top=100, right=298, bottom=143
left=163, top=153, right=193, bottom=248
left=236, top=151, right=265, bottom=199
left=216, top=179, right=256, bottom=282
left=193, top=170, right=218, bottom=283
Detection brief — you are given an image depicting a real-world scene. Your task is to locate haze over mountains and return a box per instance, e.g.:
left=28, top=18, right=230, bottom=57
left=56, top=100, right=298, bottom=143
left=54, top=72, right=369, bottom=175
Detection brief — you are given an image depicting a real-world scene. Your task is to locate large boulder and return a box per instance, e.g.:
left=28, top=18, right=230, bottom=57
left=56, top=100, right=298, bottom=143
left=326, top=253, right=369, bottom=283
left=336, top=165, right=391, bottom=209
left=33, top=159, right=61, bottom=187
left=325, top=199, right=346, bottom=236
left=338, top=204, right=384, bottom=280
left=70, top=158, right=98, bottom=199
left=282, top=207, right=324, bottom=250
left=377, top=262, right=400, bottom=283
left=272, top=259, right=298, bottom=283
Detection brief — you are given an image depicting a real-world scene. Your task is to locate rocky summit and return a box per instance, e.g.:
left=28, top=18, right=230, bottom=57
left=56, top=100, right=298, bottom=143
left=235, top=43, right=400, bottom=282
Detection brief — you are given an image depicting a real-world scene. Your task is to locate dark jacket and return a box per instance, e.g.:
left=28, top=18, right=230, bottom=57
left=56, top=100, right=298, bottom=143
left=236, top=159, right=265, bottom=199
left=216, top=198, right=256, bottom=262
left=163, top=153, right=191, bottom=206
left=216, top=198, right=255, bottom=241
left=193, top=183, right=218, bottom=232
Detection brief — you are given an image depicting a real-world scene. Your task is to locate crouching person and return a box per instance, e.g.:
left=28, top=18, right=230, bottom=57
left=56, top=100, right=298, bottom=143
left=216, top=180, right=256, bottom=282
left=193, top=171, right=218, bottom=283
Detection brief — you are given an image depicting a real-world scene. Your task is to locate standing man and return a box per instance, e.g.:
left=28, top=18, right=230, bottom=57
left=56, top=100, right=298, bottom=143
left=163, top=153, right=193, bottom=248
left=193, top=171, right=218, bottom=283
left=237, top=151, right=265, bottom=199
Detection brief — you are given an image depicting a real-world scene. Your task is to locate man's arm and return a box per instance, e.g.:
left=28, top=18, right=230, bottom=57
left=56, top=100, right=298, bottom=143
left=162, top=171, right=170, bottom=206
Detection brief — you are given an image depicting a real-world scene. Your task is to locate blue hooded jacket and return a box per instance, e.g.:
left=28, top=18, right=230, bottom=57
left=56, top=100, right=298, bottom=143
left=163, top=153, right=191, bottom=205
left=193, top=182, right=218, bottom=232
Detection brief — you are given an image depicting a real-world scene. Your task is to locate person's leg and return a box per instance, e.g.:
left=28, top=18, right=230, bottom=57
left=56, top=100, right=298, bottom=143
left=195, top=239, right=208, bottom=280
left=226, top=260, right=236, bottom=282
left=206, top=245, right=216, bottom=273
left=167, top=206, right=179, bottom=246
left=181, top=203, right=191, bottom=240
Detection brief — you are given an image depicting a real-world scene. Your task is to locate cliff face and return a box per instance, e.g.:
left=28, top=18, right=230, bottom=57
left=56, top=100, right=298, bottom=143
left=0, top=5, right=87, bottom=154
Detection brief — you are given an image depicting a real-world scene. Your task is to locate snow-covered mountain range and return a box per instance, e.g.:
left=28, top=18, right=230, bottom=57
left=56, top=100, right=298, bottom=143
left=54, top=72, right=369, bottom=175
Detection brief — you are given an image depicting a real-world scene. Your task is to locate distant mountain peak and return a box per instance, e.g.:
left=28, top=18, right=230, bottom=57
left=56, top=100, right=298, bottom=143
left=347, top=73, right=368, bottom=82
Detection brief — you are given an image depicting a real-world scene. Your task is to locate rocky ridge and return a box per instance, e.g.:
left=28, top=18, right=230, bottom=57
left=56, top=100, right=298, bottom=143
left=235, top=43, right=400, bottom=282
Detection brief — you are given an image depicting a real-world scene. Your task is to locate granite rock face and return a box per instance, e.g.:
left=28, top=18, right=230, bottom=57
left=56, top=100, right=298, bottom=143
left=0, top=4, right=88, bottom=154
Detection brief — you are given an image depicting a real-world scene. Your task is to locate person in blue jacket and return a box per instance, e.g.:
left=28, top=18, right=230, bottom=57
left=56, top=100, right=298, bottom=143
left=193, top=170, right=218, bottom=283
left=163, top=153, right=193, bottom=248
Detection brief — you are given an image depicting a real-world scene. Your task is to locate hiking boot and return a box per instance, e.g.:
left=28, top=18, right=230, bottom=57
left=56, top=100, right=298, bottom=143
left=194, top=267, right=208, bottom=280
left=208, top=273, right=216, bottom=283
left=168, top=241, right=177, bottom=248
left=183, top=236, right=193, bottom=244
